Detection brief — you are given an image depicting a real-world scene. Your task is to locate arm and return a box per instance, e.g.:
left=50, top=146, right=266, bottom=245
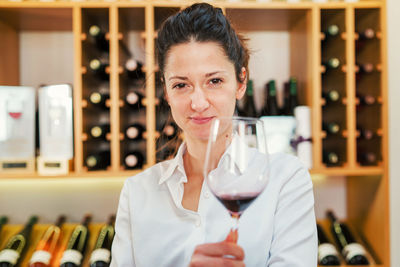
left=267, top=161, right=318, bottom=267
left=110, top=182, right=136, bottom=267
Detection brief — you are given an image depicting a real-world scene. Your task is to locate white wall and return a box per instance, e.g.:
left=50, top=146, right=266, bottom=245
left=387, top=0, right=400, bottom=266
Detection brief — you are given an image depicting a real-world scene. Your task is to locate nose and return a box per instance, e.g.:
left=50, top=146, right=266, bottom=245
left=190, top=86, right=210, bottom=112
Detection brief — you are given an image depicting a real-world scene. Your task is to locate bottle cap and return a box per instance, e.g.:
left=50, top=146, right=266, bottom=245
left=90, top=92, right=102, bottom=104
left=125, top=154, right=138, bottom=167
left=126, top=127, right=139, bottom=139
left=329, top=58, right=340, bottom=68
left=126, top=92, right=139, bottom=105
left=89, top=25, right=101, bottom=37
left=328, top=25, right=339, bottom=36
left=90, top=59, right=101, bottom=71
left=91, top=126, right=102, bottom=138
left=86, top=156, right=97, bottom=168
left=329, top=91, right=340, bottom=101
left=126, top=59, right=138, bottom=71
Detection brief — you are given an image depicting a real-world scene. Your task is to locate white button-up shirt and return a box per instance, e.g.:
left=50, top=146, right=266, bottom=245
left=111, top=143, right=317, bottom=267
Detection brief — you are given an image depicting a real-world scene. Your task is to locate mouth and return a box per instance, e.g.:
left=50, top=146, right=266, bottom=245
left=190, top=116, right=215, bottom=124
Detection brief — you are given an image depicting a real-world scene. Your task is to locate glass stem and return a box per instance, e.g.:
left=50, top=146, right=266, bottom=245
left=231, top=213, right=240, bottom=231
left=225, top=213, right=240, bottom=243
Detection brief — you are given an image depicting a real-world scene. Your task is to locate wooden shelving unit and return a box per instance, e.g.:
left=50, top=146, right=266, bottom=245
left=0, top=0, right=389, bottom=266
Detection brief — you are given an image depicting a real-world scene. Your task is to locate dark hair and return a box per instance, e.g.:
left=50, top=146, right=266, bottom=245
left=156, top=2, right=249, bottom=83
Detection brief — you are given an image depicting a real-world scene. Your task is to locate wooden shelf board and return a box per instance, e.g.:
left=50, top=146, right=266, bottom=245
left=310, top=166, right=383, bottom=176
left=0, top=169, right=142, bottom=180
left=0, top=7, right=73, bottom=31
left=0, top=166, right=384, bottom=179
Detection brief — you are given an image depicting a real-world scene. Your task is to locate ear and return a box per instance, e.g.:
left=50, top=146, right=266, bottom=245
left=236, top=67, right=247, bottom=100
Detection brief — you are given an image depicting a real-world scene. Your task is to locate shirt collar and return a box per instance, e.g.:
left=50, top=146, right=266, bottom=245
left=158, top=142, right=187, bottom=185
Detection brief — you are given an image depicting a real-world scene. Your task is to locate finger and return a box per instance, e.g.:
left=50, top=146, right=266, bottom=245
left=225, top=229, right=238, bottom=243
left=190, top=253, right=245, bottom=267
left=193, top=242, right=245, bottom=260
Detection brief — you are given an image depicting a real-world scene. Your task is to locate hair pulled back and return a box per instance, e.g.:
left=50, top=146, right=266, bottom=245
left=156, top=3, right=249, bottom=83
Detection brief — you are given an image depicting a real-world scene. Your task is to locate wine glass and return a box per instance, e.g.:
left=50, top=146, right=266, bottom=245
left=203, top=116, right=269, bottom=243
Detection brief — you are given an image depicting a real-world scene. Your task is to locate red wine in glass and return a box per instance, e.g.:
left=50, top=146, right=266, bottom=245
left=216, top=192, right=259, bottom=215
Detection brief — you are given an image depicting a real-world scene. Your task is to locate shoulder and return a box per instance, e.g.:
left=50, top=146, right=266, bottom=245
left=269, top=152, right=312, bottom=187
left=122, top=159, right=174, bottom=191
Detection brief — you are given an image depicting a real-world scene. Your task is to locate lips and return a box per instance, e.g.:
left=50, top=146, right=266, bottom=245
left=190, top=116, right=215, bottom=124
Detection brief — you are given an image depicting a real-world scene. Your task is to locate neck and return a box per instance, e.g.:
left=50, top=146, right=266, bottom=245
left=183, top=138, right=208, bottom=179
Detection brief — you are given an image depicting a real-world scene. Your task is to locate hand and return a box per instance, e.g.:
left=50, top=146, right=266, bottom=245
left=189, top=241, right=245, bottom=267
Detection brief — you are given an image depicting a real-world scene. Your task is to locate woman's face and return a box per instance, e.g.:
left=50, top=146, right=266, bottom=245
left=163, top=41, right=246, bottom=142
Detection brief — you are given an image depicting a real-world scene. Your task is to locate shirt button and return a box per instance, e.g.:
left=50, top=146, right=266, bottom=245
left=204, top=191, right=210, bottom=199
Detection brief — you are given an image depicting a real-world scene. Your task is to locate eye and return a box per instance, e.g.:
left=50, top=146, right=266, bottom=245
left=172, top=83, right=187, bottom=90
left=208, top=78, right=223, bottom=87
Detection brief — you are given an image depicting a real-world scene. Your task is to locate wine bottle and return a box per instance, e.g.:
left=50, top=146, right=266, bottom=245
left=357, top=127, right=374, bottom=140
left=242, top=80, right=257, bottom=117
left=156, top=97, right=169, bottom=113
left=125, top=123, right=145, bottom=141
left=322, top=122, right=340, bottom=135
left=161, top=122, right=178, bottom=140
left=89, top=92, right=109, bottom=109
left=357, top=94, right=376, bottom=106
left=85, top=151, right=110, bottom=171
left=285, top=77, right=298, bottom=116
left=322, top=58, right=340, bottom=70
left=317, top=224, right=341, bottom=266
left=327, top=210, right=370, bottom=265
left=263, top=80, right=279, bottom=116
left=123, top=151, right=145, bottom=170
left=125, top=91, right=144, bottom=110
left=358, top=151, right=377, bottom=166
left=281, top=81, right=290, bottom=115
left=322, top=24, right=340, bottom=39
left=60, top=215, right=91, bottom=267
left=89, top=124, right=110, bottom=140
left=88, top=25, right=109, bottom=52
left=323, top=151, right=340, bottom=166
left=125, top=59, right=145, bottom=80
left=89, top=215, right=115, bottom=267
left=29, top=215, right=66, bottom=267
left=357, top=63, right=374, bottom=74
left=357, top=28, right=375, bottom=40
left=0, top=216, right=8, bottom=239
left=322, top=90, right=341, bottom=105
left=89, top=59, right=109, bottom=80
left=0, top=216, right=38, bottom=267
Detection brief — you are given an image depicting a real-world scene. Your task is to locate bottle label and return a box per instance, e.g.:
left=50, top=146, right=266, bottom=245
left=30, top=250, right=51, bottom=265
left=342, top=243, right=367, bottom=262
left=318, top=243, right=339, bottom=262
left=89, top=248, right=111, bottom=264
left=60, top=249, right=83, bottom=266
left=0, top=249, right=20, bottom=265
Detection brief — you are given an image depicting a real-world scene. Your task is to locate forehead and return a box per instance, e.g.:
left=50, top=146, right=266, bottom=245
left=164, top=41, right=233, bottom=73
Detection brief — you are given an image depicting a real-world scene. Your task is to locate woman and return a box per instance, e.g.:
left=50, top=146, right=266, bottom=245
left=111, top=3, right=317, bottom=267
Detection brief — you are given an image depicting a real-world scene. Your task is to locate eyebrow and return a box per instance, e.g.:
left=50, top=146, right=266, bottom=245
left=168, top=71, right=227, bottom=81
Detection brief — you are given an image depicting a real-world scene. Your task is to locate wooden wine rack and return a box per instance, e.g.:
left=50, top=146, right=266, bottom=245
left=0, top=222, right=108, bottom=267
left=0, top=1, right=389, bottom=266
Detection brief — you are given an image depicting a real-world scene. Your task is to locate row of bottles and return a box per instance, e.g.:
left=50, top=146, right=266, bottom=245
left=318, top=210, right=372, bottom=266
left=320, top=9, right=382, bottom=168
left=1, top=211, right=375, bottom=267
left=0, top=215, right=114, bottom=267
left=82, top=15, right=148, bottom=171
left=237, top=77, right=299, bottom=117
